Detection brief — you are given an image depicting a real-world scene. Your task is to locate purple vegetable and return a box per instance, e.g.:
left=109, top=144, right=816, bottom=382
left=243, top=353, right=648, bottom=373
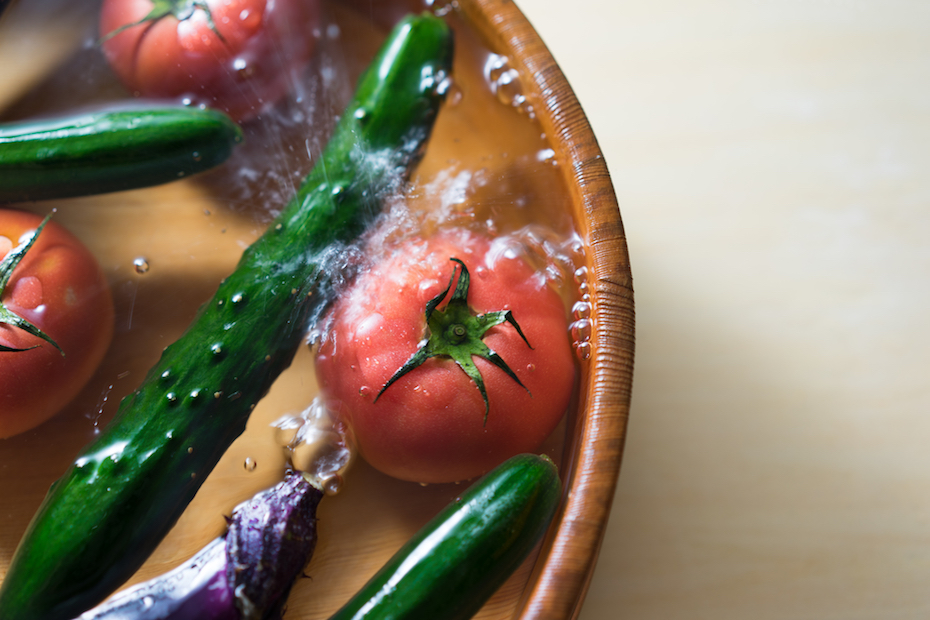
left=76, top=471, right=323, bottom=620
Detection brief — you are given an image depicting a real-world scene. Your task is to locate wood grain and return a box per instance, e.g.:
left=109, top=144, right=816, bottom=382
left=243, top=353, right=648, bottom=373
left=457, top=1, right=636, bottom=618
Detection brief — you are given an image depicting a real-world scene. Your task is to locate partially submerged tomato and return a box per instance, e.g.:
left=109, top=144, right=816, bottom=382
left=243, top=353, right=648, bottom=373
left=99, top=0, right=321, bottom=121
left=315, top=228, right=575, bottom=483
left=0, top=210, right=114, bottom=438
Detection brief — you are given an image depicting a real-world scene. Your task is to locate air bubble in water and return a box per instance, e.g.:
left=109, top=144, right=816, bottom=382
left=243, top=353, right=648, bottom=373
left=484, top=54, right=533, bottom=116
left=323, top=474, right=343, bottom=496
left=426, top=0, right=456, bottom=16
left=271, top=398, right=353, bottom=485
left=233, top=57, right=254, bottom=79
left=133, top=257, right=150, bottom=274
left=538, top=148, right=558, bottom=167
left=243, top=457, right=257, bottom=472
left=572, top=300, right=592, bottom=320
left=445, top=80, right=464, bottom=107
left=571, top=318, right=592, bottom=344
left=573, top=266, right=588, bottom=284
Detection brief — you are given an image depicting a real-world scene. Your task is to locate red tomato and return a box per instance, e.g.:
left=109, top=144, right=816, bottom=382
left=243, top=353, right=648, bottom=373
left=0, top=210, right=114, bottom=439
left=315, top=228, right=575, bottom=483
left=99, top=0, right=321, bottom=121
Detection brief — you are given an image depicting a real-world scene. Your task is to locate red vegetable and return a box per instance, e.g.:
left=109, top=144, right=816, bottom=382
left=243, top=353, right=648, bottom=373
left=99, top=0, right=321, bottom=121
left=315, top=228, right=575, bottom=483
left=0, top=210, right=114, bottom=438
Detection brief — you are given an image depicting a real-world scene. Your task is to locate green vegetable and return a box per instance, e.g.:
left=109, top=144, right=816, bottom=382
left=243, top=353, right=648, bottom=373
left=375, top=257, right=532, bottom=423
left=0, top=212, right=61, bottom=353
left=0, top=13, right=453, bottom=620
left=329, top=453, right=562, bottom=620
left=0, top=106, right=242, bottom=203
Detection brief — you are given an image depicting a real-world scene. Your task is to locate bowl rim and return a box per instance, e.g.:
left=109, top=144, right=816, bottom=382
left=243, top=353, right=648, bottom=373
left=457, top=1, right=636, bottom=618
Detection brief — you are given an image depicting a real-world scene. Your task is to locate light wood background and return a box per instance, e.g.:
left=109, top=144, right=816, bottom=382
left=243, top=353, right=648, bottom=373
left=514, top=1, right=930, bottom=618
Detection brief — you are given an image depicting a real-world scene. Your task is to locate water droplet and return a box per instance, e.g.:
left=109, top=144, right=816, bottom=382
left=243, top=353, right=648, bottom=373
left=572, top=300, right=592, bottom=321
left=323, top=474, right=343, bottom=496
left=211, top=343, right=224, bottom=358
left=573, top=266, right=588, bottom=284
left=359, top=385, right=372, bottom=398
left=537, top=148, right=557, bottom=166
left=187, top=446, right=194, bottom=454
left=426, top=0, right=456, bottom=16
left=445, top=80, right=464, bottom=107
left=231, top=292, right=245, bottom=306
left=244, top=457, right=257, bottom=472
left=233, top=57, right=254, bottom=79
left=239, top=9, right=250, bottom=20
left=166, top=392, right=178, bottom=405
left=575, top=341, right=593, bottom=361
left=571, top=318, right=592, bottom=344
left=192, top=151, right=202, bottom=162
left=142, top=596, right=154, bottom=609
left=133, top=257, right=150, bottom=274
left=274, top=419, right=301, bottom=447
left=484, top=54, right=532, bottom=114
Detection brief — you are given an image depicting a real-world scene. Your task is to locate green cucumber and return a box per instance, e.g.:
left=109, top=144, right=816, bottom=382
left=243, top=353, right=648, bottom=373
left=0, top=105, right=242, bottom=203
left=330, top=453, right=562, bottom=620
left=0, top=13, right=453, bottom=620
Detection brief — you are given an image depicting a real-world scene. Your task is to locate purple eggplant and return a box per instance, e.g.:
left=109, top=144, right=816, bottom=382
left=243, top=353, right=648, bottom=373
left=76, top=471, right=323, bottom=620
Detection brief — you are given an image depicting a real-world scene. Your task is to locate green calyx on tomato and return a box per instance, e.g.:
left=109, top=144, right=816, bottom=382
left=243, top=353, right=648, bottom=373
left=100, top=0, right=225, bottom=44
left=0, top=212, right=63, bottom=355
left=375, top=258, right=532, bottom=423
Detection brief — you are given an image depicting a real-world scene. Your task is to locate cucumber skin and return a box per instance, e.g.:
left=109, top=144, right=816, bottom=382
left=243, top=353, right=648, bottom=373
left=0, top=14, right=453, bottom=620
left=0, top=106, right=243, bottom=202
left=330, top=454, right=562, bottom=620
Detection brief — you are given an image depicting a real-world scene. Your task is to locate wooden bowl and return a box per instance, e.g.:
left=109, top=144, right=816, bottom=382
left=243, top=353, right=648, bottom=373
left=461, top=2, right=635, bottom=617
left=0, top=0, right=633, bottom=618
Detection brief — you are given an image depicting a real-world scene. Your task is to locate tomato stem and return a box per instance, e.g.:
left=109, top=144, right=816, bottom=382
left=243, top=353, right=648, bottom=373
left=374, top=258, right=532, bottom=424
left=99, top=0, right=227, bottom=45
left=0, top=212, right=64, bottom=356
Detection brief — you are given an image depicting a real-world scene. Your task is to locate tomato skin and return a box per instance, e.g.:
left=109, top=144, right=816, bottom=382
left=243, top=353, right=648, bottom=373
left=315, top=229, right=575, bottom=483
left=99, top=0, right=321, bottom=121
left=0, top=210, right=114, bottom=439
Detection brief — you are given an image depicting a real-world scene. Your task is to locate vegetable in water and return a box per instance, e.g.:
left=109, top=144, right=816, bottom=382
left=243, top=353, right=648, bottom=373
left=0, top=106, right=242, bottom=203
left=329, top=453, right=562, bottom=620
left=0, top=14, right=453, bottom=620
left=76, top=471, right=323, bottom=620
left=315, top=228, right=575, bottom=483
left=99, top=0, right=321, bottom=121
left=0, top=209, right=113, bottom=438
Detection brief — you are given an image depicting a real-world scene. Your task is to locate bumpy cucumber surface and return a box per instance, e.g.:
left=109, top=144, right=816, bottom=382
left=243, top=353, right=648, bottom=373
left=0, top=106, right=242, bottom=202
left=0, top=14, right=453, bottom=620
left=329, top=454, right=562, bottom=620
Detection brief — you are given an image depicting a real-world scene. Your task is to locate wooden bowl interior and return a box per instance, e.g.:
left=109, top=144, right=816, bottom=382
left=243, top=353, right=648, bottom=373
left=0, top=1, right=634, bottom=618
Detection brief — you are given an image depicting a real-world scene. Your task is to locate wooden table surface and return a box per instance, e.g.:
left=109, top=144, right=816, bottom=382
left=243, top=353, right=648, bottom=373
left=514, top=1, right=930, bottom=618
